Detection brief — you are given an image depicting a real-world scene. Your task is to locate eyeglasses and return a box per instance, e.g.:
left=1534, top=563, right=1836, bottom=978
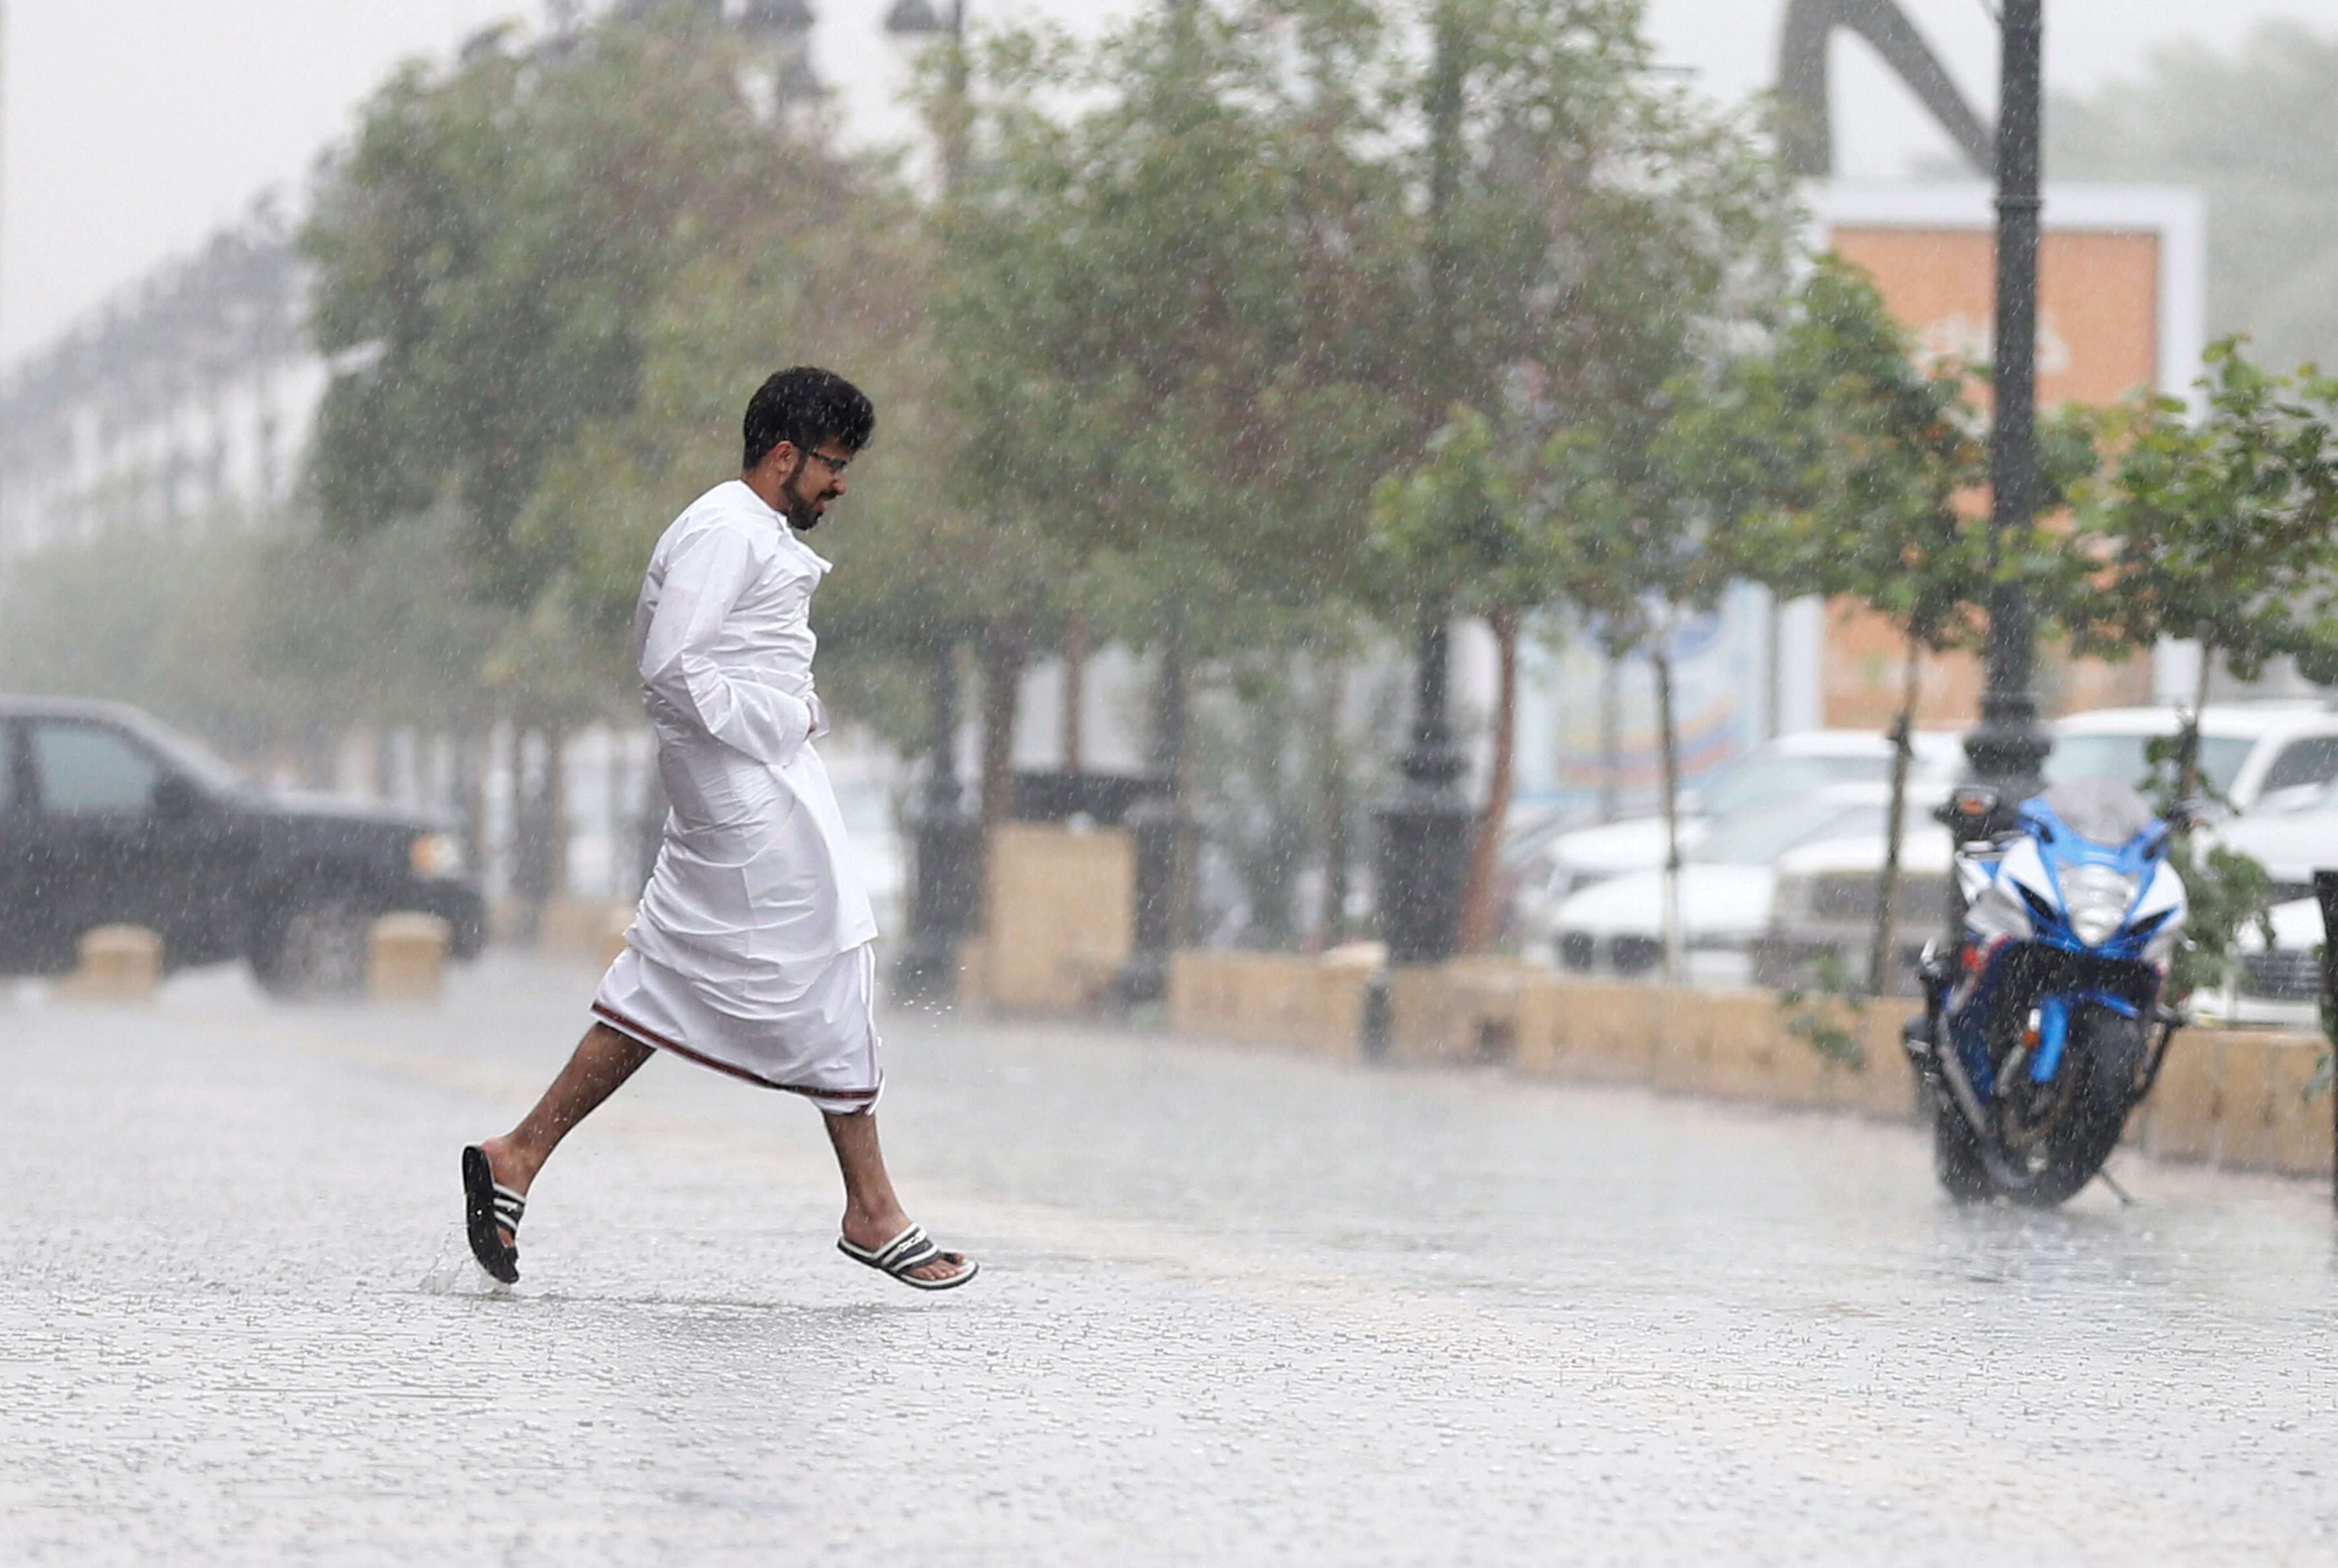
left=801, top=448, right=853, bottom=474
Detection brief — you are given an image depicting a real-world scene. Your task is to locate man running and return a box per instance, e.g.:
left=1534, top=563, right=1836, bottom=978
left=461, top=367, right=975, bottom=1292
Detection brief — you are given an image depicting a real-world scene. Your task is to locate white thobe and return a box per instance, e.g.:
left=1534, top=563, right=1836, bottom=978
left=594, top=479, right=882, bottom=1110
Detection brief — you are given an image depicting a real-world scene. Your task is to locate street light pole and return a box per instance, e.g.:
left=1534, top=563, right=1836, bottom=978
left=1372, top=0, right=1474, bottom=967
left=1965, top=0, right=2050, bottom=811
left=1376, top=617, right=1472, bottom=964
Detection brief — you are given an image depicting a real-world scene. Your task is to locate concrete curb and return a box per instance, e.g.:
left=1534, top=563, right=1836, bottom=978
left=1167, top=950, right=2334, bottom=1181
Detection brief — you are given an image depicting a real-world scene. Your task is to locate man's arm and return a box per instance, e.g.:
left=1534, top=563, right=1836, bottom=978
left=638, top=524, right=817, bottom=766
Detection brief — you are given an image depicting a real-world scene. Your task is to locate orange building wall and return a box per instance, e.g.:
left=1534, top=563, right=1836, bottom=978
left=1815, top=227, right=2165, bottom=731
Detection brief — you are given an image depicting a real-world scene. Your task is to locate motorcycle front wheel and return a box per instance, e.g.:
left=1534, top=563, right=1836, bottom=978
left=2004, top=1006, right=2147, bottom=1209
left=1929, top=1085, right=1994, bottom=1203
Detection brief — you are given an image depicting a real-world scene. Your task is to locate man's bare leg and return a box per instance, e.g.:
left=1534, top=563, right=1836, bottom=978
left=824, top=1109, right=971, bottom=1285
left=474, top=1022, right=654, bottom=1246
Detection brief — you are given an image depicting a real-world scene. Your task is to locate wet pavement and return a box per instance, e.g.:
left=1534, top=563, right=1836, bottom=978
left=4, top=952, right=2335, bottom=1565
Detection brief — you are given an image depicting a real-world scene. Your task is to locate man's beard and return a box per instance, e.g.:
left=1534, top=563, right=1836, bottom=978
left=782, top=483, right=823, bottom=531
left=781, top=460, right=828, bottom=530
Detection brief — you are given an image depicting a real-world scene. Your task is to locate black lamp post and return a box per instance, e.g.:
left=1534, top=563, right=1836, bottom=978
left=1375, top=613, right=1473, bottom=963
left=1372, top=3, right=1474, bottom=967
left=1964, top=0, right=2051, bottom=815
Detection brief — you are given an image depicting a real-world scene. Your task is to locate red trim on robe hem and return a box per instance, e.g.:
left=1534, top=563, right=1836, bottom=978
left=591, top=1001, right=879, bottom=1104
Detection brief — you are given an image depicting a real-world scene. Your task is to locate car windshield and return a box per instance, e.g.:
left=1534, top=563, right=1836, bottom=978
left=1694, top=753, right=1891, bottom=818
left=2045, top=732, right=2252, bottom=798
left=1689, top=798, right=1883, bottom=865
left=1500, top=810, right=1576, bottom=866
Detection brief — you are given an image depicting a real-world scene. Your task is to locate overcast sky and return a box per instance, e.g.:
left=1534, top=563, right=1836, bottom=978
left=6, top=0, right=2338, bottom=364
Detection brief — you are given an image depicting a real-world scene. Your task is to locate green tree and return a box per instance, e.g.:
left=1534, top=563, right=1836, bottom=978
left=303, top=14, right=883, bottom=706
left=1697, top=256, right=2094, bottom=993
left=302, top=13, right=992, bottom=924
left=1424, top=0, right=1789, bottom=975
left=2071, top=339, right=2338, bottom=797
left=944, top=0, right=1789, bottom=954
left=932, top=0, right=1423, bottom=943
left=938, top=0, right=1418, bottom=655
left=1704, top=258, right=1984, bottom=993
left=1539, top=405, right=1745, bottom=984
left=2066, top=339, right=2338, bottom=1005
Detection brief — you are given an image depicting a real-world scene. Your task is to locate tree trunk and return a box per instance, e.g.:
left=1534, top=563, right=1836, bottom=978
left=1153, top=614, right=1195, bottom=949
left=1868, top=638, right=1922, bottom=996
left=513, top=725, right=568, bottom=944
left=977, top=637, right=1024, bottom=932
left=458, top=722, right=492, bottom=893
left=1061, top=612, right=1086, bottom=774
left=547, top=729, right=571, bottom=908
left=1653, top=631, right=1684, bottom=986
left=1304, top=653, right=1353, bottom=947
left=1321, top=733, right=1352, bottom=947
left=1248, top=681, right=1306, bottom=950
left=1598, top=645, right=1621, bottom=824
left=1458, top=607, right=1519, bottom=954
left=2178, top=642, right=2215, bottom=802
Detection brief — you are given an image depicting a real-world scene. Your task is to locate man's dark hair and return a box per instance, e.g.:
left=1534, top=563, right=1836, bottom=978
left=742, top=367, right=876, bottom=470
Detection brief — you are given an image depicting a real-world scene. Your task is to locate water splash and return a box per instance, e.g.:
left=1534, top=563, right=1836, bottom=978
left=417, top=1225, right=515, bottom=1297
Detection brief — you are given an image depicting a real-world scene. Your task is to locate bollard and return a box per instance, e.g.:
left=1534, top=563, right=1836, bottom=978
left=1360, top=969, right=1393, bottom=1061
left=2315, top=870, right=2338, bottom=1213
left=368, top=913, right=452, bottom=1004
left=57, top=925, right=163, bottom=1004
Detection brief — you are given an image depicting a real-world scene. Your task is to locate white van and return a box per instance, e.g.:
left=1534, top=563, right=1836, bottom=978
left=2046, top=704, right=2338, bottom=812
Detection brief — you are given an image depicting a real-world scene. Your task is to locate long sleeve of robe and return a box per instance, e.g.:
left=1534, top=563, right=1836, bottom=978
left=622, top=480, right=878, bottom=1007
left=637, top=521, right=822, bottom=767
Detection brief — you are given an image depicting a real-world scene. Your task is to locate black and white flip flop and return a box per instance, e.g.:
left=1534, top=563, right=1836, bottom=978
left=838, top=1223, right=978, bottom=1291
left=461, top=1145, right=525, bottom=1285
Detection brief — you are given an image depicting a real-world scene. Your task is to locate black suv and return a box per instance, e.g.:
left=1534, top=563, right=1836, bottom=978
left=0, top=698, right=486, bottom=996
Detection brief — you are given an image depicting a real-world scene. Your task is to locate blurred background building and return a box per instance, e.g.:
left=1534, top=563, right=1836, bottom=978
left=0, top=207, right=314, bottom=562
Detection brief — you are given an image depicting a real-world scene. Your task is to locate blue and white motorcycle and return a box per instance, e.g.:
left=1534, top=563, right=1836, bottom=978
left=1904, top=777, right=2190, bottom=1206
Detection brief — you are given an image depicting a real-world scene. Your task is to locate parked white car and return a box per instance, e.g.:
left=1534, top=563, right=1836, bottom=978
left=2046, top=703, right=2338, bottom=812
left=1511, top=729, right=1963, bottom=916
left=1541, top=783, right=1949, bottom=976
left=2203, top=783, right=2338, bottom=903
left=2192, top=894, right=2329, bottom=1029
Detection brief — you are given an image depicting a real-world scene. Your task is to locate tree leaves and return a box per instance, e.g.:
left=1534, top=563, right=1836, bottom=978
left=304, top=18, right=872, bottom=609
left=2068, top=338, right=2338, bottom=683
